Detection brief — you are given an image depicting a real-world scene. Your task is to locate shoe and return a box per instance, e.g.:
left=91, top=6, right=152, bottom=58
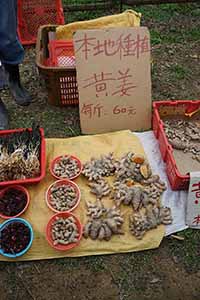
left=0, top=98, right=9, bottom=130
left=4, top=64, right=32, bottom=106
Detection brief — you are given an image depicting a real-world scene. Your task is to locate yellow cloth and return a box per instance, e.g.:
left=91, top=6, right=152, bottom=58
left=56, top=10, right=141, bottom=40
left=0, top=130, right=164, bottom=261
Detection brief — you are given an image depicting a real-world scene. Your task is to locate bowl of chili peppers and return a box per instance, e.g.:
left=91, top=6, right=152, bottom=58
left=0, top=218, right=34, bottom=258
left=0, top=185, right=30, bottom=219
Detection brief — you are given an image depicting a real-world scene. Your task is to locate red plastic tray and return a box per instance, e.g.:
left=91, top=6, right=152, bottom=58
left=48, top=40, right=75, bottom=67
left=17, top=0, right=65, bottom=45
left=0, top=128, right=46, bottom=187
left=153, top=100, right=200, bottom=190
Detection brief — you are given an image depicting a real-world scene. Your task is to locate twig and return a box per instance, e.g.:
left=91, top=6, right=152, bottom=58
left=6, top=266, right=11, bottom=274
left=34, top=263, right=41, bottom=274
left=17, top=272, right=36, bottom=300
left=15, top=287, right=19, bottom=300
left=170, top=234, right=185, bottom=241
left=68, top=126, right=78, bottom=136
left=101, top=262, right=129, bottom=300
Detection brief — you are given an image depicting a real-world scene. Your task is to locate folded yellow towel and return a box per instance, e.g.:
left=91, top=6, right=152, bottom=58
left=56, top=10, right=141, bottom=40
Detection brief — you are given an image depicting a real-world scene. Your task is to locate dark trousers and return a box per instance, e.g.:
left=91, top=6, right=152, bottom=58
left=0, top=0, right=24, bottom=64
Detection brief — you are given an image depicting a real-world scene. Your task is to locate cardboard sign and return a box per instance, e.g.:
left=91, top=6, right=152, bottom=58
left=186, top=172, right=200, bottom=228
left=73, top=27, right=152, bottom=134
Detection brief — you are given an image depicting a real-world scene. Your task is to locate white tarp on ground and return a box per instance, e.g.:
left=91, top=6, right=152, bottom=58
left=134, top=131, right=188, bottom=236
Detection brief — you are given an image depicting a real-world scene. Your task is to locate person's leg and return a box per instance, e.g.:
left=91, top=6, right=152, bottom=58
left=0, top=63, right=8, bottom=90
left=0, top=0, right=32, bottom=106
left=0, top=98, right=9, bottom=130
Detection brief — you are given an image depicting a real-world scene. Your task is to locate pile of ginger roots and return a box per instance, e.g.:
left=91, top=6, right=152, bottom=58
left=81, top=152, right=172, bottom=241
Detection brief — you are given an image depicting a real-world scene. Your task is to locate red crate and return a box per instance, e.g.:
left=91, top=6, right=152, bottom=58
left=36, top=25, right=79, bottom=106
left=0, top=128, right=46, bottom=187
left=48, top=40, right=75, bottom=67
left=17, top=0, right=64, bottom=45
left=165, top=145, right=189, bottom=190
left=153, top=100, right=200, bottom=190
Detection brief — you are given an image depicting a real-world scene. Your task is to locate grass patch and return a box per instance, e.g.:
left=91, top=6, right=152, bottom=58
left=124, top=3, right=200, bottom=22
left=54, top=256, right=84, bottom=269
left=169, top=64, right=188, bottom=80
left=150, top=27, right=200, bottom=46
left=7, top=103, right=81, bottom=138
left=66, top=10, right=107, bottom=23
left=101, top=251, right=153, bottom=295
left=62, top=2, right=200, bottom=46
left=168, top=229, right=200, bottom=273
left=150, top=29, right=162, bottom=45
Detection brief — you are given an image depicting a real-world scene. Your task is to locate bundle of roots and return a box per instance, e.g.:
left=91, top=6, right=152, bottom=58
left=0, top=124, right=41, bottom=181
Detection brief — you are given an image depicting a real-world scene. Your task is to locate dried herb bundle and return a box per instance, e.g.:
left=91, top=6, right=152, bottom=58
left=0, top=124, right=41, bottom=181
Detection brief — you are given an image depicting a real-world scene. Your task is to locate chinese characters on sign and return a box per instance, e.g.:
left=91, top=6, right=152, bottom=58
left=186, top=173, right=200, bottom=228
left=74, top=33, right=150, bottom=61
left=82, top=69, right=136, bottom=97
left=81, top=103, right=136, bottom=119
left=74, top=27, right=151, bottom=134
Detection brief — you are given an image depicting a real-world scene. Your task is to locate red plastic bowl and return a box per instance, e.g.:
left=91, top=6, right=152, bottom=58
left=46, top=211, right=83, bottom=251
left=50, top=155, right=82, bottom=180
left=46, top=179, right=81, bottom=213
left=0, top=185, right=30, bottom=219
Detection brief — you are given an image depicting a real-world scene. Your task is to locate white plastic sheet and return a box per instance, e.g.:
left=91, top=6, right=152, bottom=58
left=134, top=131, right=188, bottom=235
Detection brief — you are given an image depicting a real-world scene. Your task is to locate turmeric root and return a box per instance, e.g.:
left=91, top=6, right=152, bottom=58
left=83, top=203, right=124, bottom=241
left=129, top=206, right=173, bottom=240
left=88, top=179, right=111, bottom=199
left=82, top=153, right=116, bottom=181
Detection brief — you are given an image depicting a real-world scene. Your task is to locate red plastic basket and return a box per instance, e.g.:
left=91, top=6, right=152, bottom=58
left=0, top=128, right=46, bottom=187
left=17, top=0, right=65, bottom=45
left=36, top=26, right=79, bottom=106
left=153, top=100, right=200, bottom=191
left=48, top=40, right=76, bottom=67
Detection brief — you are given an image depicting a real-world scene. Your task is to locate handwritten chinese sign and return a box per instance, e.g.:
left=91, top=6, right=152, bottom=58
left=74, top=27, right=151, bottom=134
left=186, top=172, right=200, bottom=228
